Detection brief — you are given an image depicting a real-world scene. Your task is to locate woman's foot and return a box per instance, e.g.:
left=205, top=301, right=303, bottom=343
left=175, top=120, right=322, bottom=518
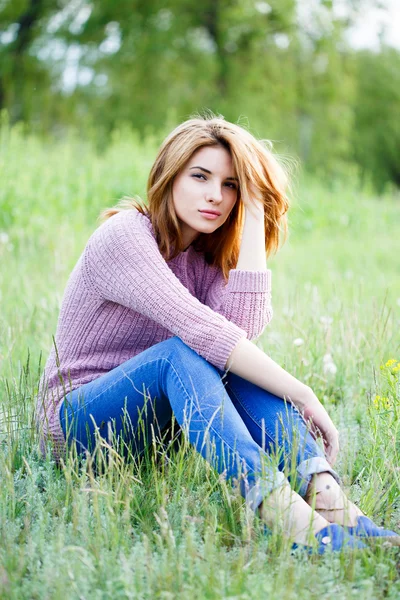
left=305, top=472, right=364, bottom=527
left=259, top=482, right=366, bottom=553
left=260, top=481, right=332, bottom=545
left=346, top=516, right=400, bottom=545
left=305, top=473, right=400, bottom=546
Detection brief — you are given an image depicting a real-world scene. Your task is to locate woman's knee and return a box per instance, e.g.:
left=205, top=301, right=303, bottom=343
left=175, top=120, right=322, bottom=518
left=154, top=336, right=189, bottom=354
left=157, top=336, right=211, bottom=367
left=161, top=336, right=190, bottom=352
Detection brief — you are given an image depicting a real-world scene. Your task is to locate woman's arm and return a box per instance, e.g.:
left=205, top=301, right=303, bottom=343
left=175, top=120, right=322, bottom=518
left=236, top=202, right=267, bottom=272
left=230, top=197, right=339, bottom=465
left=85, top=210, right=248, bottom=371
left=225, top=337, right=340, bottom=466
left=202, top=266, right=272, bottom=340
left=200, top=202, right=271, bottom=338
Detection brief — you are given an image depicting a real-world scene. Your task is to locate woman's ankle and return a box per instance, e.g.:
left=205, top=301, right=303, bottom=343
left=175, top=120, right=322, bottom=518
left=259, top=482, right=330, bottom=545
left=305, top=472, right=364, bottom=527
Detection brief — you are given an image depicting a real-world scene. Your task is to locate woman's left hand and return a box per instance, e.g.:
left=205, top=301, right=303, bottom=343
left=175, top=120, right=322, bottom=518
left=301, top=395, right=340, bottom=466
left=242, top=182, right=265, bottom=218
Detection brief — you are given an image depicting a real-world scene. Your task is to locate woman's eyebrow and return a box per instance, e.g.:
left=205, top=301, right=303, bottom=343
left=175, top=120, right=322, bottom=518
left=189, top=166, right=212, bottom=174
left=189, top=166, right=238, bottom=181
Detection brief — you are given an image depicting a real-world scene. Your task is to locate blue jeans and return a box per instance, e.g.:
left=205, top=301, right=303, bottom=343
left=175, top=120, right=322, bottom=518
left=59, top=337, right=339, bottom=512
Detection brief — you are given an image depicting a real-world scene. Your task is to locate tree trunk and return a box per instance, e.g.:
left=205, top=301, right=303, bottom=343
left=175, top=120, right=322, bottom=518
left=11, top=0, right=44, bottom=122
left=202, top=0, right=228, bottom=96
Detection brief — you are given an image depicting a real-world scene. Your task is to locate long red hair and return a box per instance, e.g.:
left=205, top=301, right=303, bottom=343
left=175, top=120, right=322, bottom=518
left=102, top=114, right=289, bottom=280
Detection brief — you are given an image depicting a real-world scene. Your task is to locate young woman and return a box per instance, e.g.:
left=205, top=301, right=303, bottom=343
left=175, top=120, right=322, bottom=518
left=36, top=115, right=398, bottom=554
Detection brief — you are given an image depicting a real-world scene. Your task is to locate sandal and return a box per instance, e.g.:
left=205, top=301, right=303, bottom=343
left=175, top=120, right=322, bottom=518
left=345, top=516, right=400, bottom=546
left=292, top=523, right=367, bottom=555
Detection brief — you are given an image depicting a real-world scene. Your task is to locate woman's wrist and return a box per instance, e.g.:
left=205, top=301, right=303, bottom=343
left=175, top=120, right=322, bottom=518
left=236, top=204, right=267, bottom=272
left=289, top=385, right=316, bottom=411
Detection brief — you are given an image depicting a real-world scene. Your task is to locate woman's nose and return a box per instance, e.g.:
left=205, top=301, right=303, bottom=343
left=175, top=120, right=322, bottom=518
left=206, top=184, right=223, bottom=203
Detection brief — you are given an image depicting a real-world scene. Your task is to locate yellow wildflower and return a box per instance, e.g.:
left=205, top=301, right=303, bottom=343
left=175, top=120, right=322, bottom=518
left=373, top=395, right=392, bottom=410
left=383, top=397, right=391, bottom=410
left=385, top=359, right=397, bottom=367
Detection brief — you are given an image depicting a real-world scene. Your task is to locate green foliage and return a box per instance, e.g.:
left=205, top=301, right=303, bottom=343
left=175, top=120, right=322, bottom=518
left=0, top=125, right=400, bottom=597
left=1, top=1, right=400, bottom=189
left=354, top=47, right=400, bottom=191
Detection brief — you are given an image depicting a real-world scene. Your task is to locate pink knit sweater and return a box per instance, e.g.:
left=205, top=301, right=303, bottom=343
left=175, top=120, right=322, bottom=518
left=36, top=208, right=273, bottom=459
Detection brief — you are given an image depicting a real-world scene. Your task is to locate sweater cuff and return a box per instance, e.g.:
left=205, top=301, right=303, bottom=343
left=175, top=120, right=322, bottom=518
left=205, top=322, right=248, bottom=371
left=226, top=269, right=271, bottom=293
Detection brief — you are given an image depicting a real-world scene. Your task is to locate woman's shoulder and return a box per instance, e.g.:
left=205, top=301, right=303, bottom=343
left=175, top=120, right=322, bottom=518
left=104, top=206, right=152, bottom=229
left=91, top=207, right=156, bottom=244
left=81, top=208, right=158, bottom=279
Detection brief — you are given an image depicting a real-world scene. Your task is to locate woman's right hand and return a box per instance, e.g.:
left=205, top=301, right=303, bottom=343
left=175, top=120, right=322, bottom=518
left=301, top=394, right=340, bottom=466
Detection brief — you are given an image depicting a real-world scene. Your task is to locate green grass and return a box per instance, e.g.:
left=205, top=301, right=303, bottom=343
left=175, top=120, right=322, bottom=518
left=1, top=120, right=400, bottom=599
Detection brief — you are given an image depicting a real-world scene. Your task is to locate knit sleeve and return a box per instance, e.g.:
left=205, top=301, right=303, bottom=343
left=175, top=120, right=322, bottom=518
left=201, top=266, right=273, bottom=340
left=83, top=210, right=247, bottom=371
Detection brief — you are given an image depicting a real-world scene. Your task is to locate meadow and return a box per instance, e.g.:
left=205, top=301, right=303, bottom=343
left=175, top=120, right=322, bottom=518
left=0, top=121, right=399, bottom=599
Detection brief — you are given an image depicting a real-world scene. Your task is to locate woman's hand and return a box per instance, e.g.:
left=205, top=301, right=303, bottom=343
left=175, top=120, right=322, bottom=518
left=301, top=395, right=340, bottom=466
left=236, top=181, right=267, bottom=271
left=242, top=182, right=265, bottom=219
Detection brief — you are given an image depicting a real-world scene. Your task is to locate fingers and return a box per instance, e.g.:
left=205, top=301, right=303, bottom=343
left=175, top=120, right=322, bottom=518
left=325, top=432, right=340, bottom=466
left=326, top=447, right=337, bottom=466
left=302, top=400, right=340, bottom=465
left=244, top=200, right=264, bottom=220
left=242, top=184, right=265, bottom=215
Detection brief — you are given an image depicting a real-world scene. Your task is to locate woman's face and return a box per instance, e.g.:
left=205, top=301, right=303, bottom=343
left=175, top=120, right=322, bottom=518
left=172, top=145, right=239, bottom=249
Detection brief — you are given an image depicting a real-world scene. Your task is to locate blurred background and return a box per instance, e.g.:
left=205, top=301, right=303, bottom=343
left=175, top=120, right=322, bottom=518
left=1, top=0, right=400, bottom=192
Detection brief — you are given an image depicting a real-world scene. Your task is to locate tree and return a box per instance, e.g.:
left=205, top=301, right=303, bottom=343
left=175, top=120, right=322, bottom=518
left=353, top=47, right=400, bottom=190
left=0, top=0, right=55, bottom=123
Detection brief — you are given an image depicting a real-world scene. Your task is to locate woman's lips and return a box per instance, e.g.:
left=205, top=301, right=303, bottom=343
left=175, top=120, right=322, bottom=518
left=199, top=210, right=221, bottom=220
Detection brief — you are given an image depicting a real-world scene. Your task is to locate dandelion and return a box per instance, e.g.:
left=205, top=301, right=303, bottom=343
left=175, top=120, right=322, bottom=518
left=293, top=338, right=304, bottom=347
left=320, top=316, right=333, bottom=327
left=323, top=353, right=337, bottom=376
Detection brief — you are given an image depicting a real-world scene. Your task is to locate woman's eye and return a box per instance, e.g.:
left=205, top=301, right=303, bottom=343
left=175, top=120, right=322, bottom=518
left=191, top=174, right=237, bottom=190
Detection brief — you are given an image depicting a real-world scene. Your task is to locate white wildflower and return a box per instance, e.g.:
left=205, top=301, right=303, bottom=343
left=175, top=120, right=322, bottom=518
left=255, top=2, right=272, bottom=15
left=293, top=338, right=304, bottom=347
left=0, top=231, right=9, bottom=244
left=323, top=353, right=337, bottom=376
left=320, top=316, right=333, bottom=327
